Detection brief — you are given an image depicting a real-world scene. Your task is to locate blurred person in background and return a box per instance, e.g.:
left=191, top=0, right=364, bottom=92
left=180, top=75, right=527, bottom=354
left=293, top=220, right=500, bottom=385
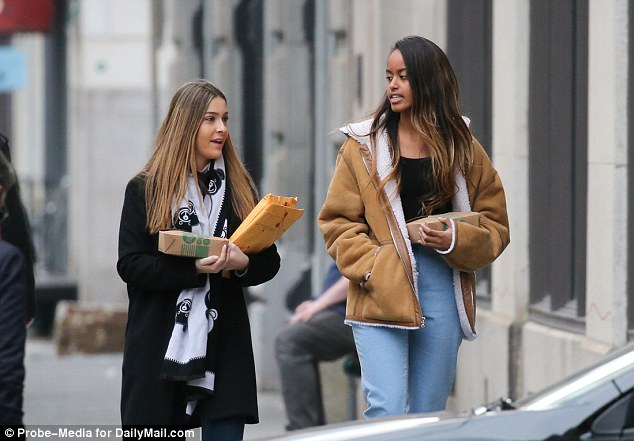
left=275, top=261, right=355, bottom=430
left=117, top=80, right=280, bottom=441
left=0, top=150, right=28, bottom=426
left=0, top=134, right=36, bottom=327
left=319, top=36, right=509, bottom=419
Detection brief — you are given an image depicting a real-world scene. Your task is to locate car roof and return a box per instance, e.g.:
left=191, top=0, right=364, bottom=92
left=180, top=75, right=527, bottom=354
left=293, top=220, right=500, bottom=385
left=516, top=341, right=634, bottom=410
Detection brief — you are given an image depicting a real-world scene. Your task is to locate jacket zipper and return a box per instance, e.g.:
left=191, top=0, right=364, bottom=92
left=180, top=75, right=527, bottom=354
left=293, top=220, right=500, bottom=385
left=358, top=148, right=424, bottom=327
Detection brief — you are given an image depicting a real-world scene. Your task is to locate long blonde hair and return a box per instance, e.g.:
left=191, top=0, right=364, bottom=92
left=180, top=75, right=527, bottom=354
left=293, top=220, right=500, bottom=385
left=369, top=36, right=474, bottom=214
left=142, top=80, right=258, bottom=234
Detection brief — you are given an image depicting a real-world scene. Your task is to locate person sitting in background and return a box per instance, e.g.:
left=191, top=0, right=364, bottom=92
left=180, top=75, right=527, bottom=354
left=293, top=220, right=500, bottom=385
left=275, top=261, right=355, bottom=430
left=0, top=150, right=28, bottom=425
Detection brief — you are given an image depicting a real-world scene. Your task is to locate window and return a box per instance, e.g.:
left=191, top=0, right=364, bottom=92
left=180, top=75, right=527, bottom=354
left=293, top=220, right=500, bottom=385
left=528, top=0, right=588, bottom=325
left=447, top=0, right=493, bottom=296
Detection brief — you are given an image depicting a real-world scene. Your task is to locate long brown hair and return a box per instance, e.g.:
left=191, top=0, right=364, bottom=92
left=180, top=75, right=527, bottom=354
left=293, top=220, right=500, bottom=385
left=142, top=80, right=258, bottom=234
left=369, top=36, right=474, bottom=214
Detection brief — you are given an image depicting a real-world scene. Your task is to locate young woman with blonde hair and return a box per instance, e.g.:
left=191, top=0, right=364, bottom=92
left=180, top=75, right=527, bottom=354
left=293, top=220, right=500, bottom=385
left=319, top=36, right=510, bottom=418
left=118, top=80, right=280, bottom=440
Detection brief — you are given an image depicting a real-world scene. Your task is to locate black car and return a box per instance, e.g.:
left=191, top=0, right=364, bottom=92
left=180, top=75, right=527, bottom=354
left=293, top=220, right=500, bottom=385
left=261, top=341, right=634, bottom=440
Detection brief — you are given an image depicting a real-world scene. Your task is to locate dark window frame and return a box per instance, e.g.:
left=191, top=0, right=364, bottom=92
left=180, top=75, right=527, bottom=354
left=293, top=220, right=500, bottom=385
left=447, top=0, right=493, bottom=296
left=528, top=0, right=588, bottom=329
left=627, top=0, right=634, bottom=340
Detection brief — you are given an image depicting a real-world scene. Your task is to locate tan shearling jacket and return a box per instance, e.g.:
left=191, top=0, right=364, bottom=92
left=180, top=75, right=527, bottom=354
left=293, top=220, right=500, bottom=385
left=318, top=119, right=510, bottom=340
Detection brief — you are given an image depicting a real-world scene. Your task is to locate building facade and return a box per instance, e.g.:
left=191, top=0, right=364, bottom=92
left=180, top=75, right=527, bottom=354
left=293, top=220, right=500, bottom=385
left=3, top=0, right=632, bottom=414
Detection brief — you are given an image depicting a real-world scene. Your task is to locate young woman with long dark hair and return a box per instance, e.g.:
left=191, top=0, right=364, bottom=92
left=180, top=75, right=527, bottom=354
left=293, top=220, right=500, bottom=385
left=319, top=36, right=510, bottom=418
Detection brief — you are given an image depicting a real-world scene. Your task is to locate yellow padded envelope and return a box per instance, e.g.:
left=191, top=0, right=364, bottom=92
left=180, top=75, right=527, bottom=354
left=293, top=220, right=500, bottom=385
left=230, top=194, right=304, bottom=253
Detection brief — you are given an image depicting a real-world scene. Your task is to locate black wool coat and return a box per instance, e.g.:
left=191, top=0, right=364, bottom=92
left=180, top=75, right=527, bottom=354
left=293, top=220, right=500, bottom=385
left=0, top=240, right=27, bottom=425
left=1, top=135, right=36, bottom=322
left=117, top=176, right=280, bottom=426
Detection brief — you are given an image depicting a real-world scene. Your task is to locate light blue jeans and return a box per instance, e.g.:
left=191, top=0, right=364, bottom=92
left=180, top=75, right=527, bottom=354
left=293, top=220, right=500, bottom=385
left=352, top=244, right=463, bottom=418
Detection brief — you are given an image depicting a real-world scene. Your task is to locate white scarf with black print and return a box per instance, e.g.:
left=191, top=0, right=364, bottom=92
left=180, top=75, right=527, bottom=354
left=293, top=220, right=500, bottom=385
left=161, top=156, right=227, bottom=416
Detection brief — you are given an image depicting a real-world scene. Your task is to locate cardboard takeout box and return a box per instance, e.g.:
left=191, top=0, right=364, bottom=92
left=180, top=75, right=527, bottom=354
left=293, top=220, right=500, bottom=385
left=406, top=211, right=480, bottom=242
left=158, top=230, right=228, bottom=258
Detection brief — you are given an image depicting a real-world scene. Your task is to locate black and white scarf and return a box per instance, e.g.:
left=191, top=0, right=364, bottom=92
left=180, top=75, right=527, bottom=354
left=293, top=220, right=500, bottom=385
left=161, top=156, right=227, bottom=416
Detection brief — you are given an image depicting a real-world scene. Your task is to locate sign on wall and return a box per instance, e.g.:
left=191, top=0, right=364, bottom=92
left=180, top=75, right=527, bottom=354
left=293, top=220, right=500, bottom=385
left=0, top=0, right=54, bottom=34
left=0, top=46, right=26, bottom=91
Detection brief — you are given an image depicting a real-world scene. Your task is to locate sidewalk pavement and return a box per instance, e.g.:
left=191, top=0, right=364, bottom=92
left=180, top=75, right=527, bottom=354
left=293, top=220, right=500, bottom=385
left=23, top=337, right=288, bottom=440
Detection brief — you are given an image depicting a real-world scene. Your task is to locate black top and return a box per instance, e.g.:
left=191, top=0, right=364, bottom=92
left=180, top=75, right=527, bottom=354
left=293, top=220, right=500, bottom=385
left=399, top=157, right=451, bottom=221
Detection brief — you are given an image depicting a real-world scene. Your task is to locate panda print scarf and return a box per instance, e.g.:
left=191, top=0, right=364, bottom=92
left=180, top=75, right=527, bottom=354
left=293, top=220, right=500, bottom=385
left=161, top=156, right=227, bottom=416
